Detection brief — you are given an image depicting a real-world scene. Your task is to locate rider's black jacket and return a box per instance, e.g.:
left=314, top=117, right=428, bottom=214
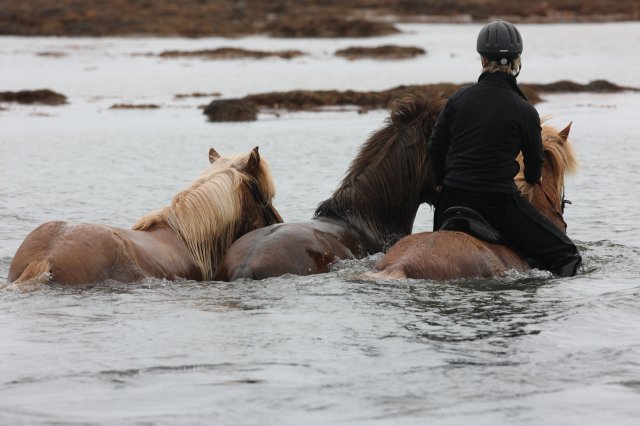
left=428, top=71, right=544, bottom=193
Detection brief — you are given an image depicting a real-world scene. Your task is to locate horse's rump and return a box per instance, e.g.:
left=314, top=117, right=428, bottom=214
left=374, top=231, right=528, bottom=280
left=8, top=221, right=140, bottom=285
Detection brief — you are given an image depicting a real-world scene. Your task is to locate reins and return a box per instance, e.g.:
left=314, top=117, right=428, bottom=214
left=540, top=183, right=568, bottom=229
left=244, top=179, right=279, bottom=225
left=561, top=188, right=572, bottom=214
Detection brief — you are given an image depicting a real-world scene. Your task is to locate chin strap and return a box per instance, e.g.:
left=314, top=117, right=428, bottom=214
left=513, top=62, right=522, bottom=78
left=561, top=186, right=572, bottom=214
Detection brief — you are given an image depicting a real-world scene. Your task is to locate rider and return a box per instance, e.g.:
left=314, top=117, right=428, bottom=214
left=427, top=19, right=582, bottom=277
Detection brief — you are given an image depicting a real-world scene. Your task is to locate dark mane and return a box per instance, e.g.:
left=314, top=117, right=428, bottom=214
left=314, top=93, right=444, bottom=252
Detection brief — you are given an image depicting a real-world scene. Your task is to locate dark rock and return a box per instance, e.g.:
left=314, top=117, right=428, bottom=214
left=175, top=92, right=222, bottom=99
left=203, top=99, right=259, bottom=122
left=158, top=47, right=304, bottom=60
left=109, top=103, right=160, bottom=109
left=0, top=89, right=67, bottom=105
left=526, top=79, right=637, bottom=93
left=336, top=45, right=426, bottom=60
left=36, top=51, right=67, bottom=57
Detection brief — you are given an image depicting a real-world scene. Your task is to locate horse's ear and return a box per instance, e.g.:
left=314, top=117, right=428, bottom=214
left=209, top=148, right=221, bottom=164
left=559, top=122, right=572, bottom=142
left=244, top=146, right=260, bottom=175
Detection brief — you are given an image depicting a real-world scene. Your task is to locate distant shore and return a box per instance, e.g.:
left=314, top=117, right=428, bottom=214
left=1, top=0, right=638, bottom=37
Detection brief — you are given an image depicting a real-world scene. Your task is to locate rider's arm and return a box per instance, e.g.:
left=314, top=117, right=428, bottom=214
left=521, top=105, right=544, bottom=184
left=428, top=102, right=452, bottom=186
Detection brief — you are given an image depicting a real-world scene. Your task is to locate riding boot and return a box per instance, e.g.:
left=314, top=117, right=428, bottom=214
left=497, top=194, right=582, bottom=277
left=549, top=254, right=582, bottom=277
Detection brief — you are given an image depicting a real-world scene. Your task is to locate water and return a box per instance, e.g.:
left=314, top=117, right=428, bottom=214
left=1, top=23, right=640, bottom=425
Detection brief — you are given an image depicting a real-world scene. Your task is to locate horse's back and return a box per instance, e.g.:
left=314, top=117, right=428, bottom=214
left=375, top=231, right=527, bottom=280
left=215, top=220, right=364, bottom=281
left=118, top=226, right=201, bottom=281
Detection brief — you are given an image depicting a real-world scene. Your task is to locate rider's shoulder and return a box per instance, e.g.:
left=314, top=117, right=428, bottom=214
left=445, top=83, right=476, bottom=106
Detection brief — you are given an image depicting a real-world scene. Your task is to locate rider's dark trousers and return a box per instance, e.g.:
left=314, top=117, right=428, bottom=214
left=434, top=185, right=582, bottom=277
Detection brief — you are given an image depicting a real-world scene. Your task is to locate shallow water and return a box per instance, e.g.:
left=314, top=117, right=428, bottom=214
left=2, top=23, right=640, bottom=425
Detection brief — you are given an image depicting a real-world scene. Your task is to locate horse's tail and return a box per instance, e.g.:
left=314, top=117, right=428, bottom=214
left=360, top=268, right=408, bottom=281
left=11, top=259, right=53, bottom=285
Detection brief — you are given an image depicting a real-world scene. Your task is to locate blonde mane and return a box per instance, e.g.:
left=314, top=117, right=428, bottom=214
left=516, top=121, right=578, bottom=203
left=132, top=150, right=276, bottom=280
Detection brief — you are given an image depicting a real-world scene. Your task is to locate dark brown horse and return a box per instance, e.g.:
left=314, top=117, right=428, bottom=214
left=214, top=95, right=443, bottom=281
left=8, top=147, right=282, bottom=287
left=372, top=122, right=578, bottom=280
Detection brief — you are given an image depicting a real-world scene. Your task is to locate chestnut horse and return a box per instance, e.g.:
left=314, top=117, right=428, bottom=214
left=8, top=147, right=282, bottom=286
left=214, top=95, right=442, bottom=281
left=373, top=122, right=578, bottom=280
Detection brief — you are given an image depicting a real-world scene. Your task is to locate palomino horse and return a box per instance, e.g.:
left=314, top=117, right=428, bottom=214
left=214, top=95, right=442, bottom=281
left=8, top=147, right=282, bottom=286
left=373, top=122, right=578, bottom=280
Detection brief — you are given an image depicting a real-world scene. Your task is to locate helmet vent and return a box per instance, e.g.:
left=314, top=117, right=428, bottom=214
left=508, top=27, right=515, bottom=44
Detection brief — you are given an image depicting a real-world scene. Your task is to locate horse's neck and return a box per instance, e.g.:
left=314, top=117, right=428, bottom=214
left=133, top=206, right=226, bottom=280
left=316, top=178, right=421, bottom=253
left=314, top=122, right=432, bottom=252
left=529, top=175, right=566, bottom=231
left=128, top=223, right=202, bottom=280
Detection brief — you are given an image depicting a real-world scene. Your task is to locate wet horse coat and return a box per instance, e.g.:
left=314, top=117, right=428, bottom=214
left=215, top=95, right=443, bottom=281
left=373, top=123, right=578, bottom=280
left=8, top=147, right=282, bottom=286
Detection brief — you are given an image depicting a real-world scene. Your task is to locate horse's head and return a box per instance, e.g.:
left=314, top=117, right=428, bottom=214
left=516, top=122, right=578, bottom=231
left=213, top=146, right=283, bottom=238
left=133, top=146, right=281, bottom=280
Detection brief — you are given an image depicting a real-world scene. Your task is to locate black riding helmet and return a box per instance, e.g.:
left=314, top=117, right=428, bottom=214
left=476, top=19, right=523, bottom=64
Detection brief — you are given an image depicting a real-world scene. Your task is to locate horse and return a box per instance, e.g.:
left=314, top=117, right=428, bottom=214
left=7, top=146, right=282, bottom=287
left=372, top=122, right=578, bottom=281
left=214, top=94, right=443, bottom=281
